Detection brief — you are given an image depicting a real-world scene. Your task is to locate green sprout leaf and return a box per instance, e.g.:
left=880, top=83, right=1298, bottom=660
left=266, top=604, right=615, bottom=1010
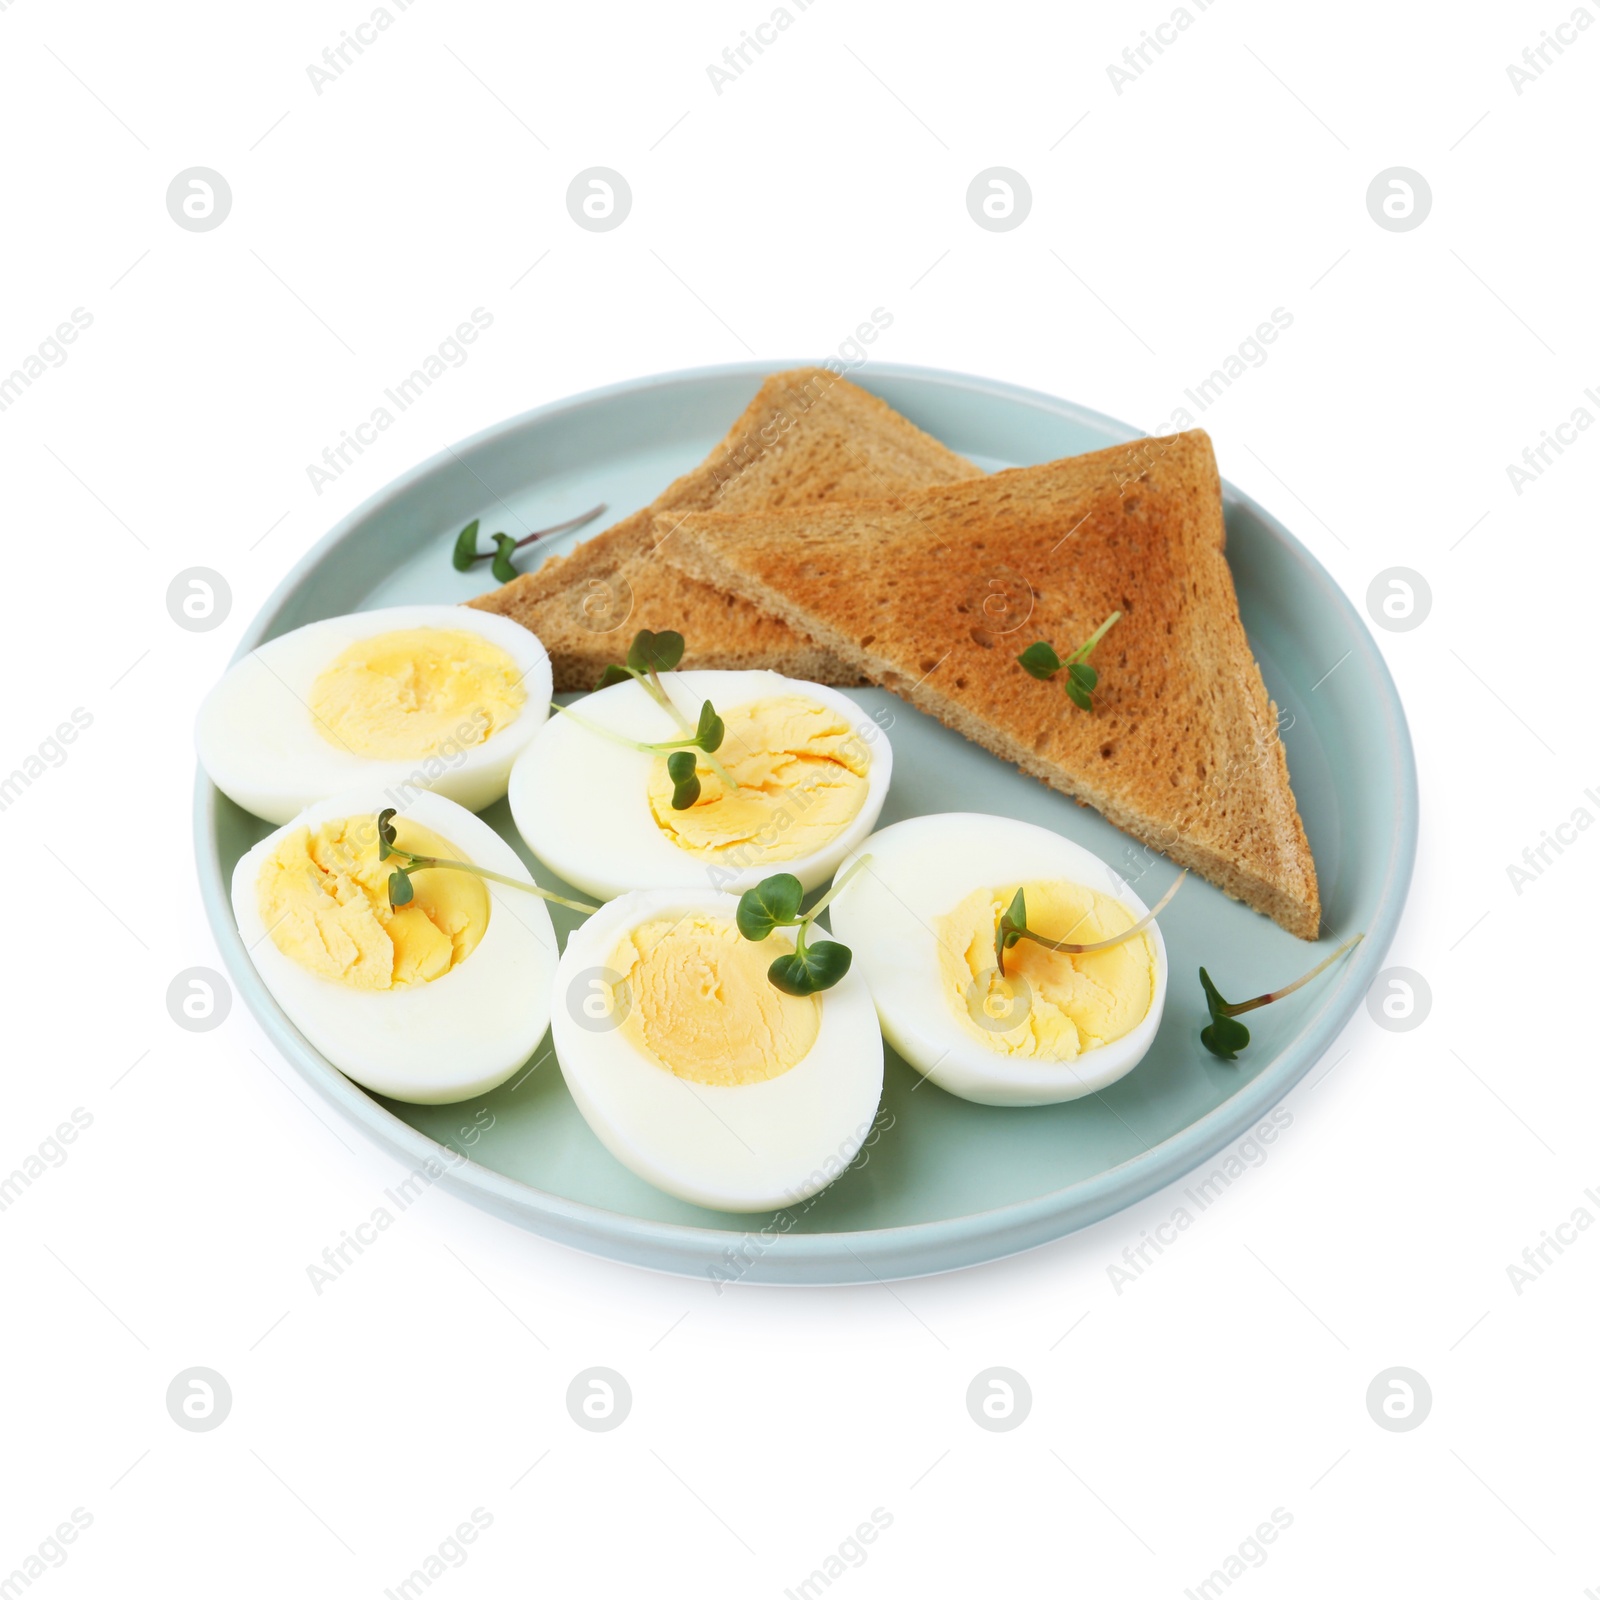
left=451, top=520, right=481, bottom=572
left=595, top=663, right=634, bottom=691
left=737, top=873, right=804, bottom=941
left=627, top=628, right=685, bottom=674
left=376, top=807, right=399, bottom=861
left=1016, top=612, right=1120, bottom=711
left=490, top=533, right=519, bottom=585
left=768, top=939, right=852, bottom=996
left=695, top=699, right=725, bottom=753
left=387, top=868, right=414, bottom=908
left=1064, top=664, right=1095, bottom=711
left=666, top=748, right=701, bottom=810
left=994, top=886, right=1028, bottom=973
left=1017, top=641, right=1061, bottom=680
left=1198, top=968, right=1251, bottom=1059
left=1198, top=935, right=1364, bottom=1062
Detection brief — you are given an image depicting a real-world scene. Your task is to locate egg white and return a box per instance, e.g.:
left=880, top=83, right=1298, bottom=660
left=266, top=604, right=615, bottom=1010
left=509, top=670, right=892, bottom=902
left=828, top=813, right=1169, bottom=1107
left=551, top=888, right=885, bottom=1213
left=231, top=786, right=557, bottom=1104
left=198, top=604, right=552, bottom=824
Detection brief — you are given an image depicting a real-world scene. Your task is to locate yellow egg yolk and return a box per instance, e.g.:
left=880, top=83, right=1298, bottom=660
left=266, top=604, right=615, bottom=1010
left=258, top=814, right=489, bottom=989
left=646, top=695, right=869, bottom=865
left=935, top=879, right=1154, bottom=1059
left=609, top=913, right=820, bottom=1086
left=309, top=627, right=525, bottom=760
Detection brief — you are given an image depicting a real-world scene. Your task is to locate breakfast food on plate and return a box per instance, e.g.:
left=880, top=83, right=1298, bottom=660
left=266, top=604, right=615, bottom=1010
left=232, top=788, right=572, bottom=1104
left=551, top=886, right=884, bottom=1211
left=659, top=429, right=1322, bottom=939
left=509, top=637, right=891, bottom=901
left=205, top=371, right=1367, bottom=1217
left=197, top=605, right=551, bottom=824
left=466, top=367, right=979, bottom=690
left=828, top=814, right=1170, bottom=1105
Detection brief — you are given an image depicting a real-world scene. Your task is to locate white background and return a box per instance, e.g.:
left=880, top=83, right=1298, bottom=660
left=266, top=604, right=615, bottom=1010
left=2, top=1, right=1596, bottom=1595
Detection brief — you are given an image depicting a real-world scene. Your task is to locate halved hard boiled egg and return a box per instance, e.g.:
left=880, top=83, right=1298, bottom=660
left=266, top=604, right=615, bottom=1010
left=510, top=670, right=891, bottom=902
left=232, top=786, right=557, bottom=1104
left=198, top=605, right=551, bottom=824
left=828, top=814, right=1170, bottom=1106
left=551, top=887, right=884, bottom=1212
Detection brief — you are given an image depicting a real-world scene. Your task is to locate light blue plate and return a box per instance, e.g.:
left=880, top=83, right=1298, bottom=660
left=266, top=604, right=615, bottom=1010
left=195, top=362, right=1416, bottom=1284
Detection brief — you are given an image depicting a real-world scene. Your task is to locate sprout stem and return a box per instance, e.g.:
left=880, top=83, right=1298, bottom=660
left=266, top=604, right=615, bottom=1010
left=551, top=698, right=740, bottom=793
left=391, top=853, right=599, bottom=914
left=1072, top=609, right=1122, bottom=663
left=807, top=854, right=874, bottom=925
left=466, top=504, right=606, bottom=564
left=1219, top=933, right=1365, bottom=1017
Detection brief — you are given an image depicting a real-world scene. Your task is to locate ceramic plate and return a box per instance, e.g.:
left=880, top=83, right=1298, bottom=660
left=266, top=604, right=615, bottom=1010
left=195, top=362, right=1416, bottom=1284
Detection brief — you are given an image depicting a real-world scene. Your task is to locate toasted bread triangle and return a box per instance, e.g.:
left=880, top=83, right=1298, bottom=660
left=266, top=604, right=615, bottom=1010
left=467, top=368, right=978, bottom=690
left=661, top=429, right=1321, bottom=938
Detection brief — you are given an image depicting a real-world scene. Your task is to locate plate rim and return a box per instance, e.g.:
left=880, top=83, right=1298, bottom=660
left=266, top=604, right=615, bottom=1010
left=194, top=358, right=1418, bottom=1285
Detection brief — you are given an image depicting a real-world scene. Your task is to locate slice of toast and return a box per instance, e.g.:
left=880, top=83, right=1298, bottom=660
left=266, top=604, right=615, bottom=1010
left=661, top=430, right=1322, bottom=939
left=467, top=367, right=978, bottom=690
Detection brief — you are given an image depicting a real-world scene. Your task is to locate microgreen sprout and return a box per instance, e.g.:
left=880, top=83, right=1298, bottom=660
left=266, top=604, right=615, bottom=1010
left=451, top=504, right=607, bottom=580
left=735, top=855, right=871, bottom=996
left=375, top=809, right=598, bottom=913
left=552, top=628, right=739, bottom=807
left=1018, top=610, right=1123, bottom=710
left=994, top=869, right=1187, bottom=978
left=1199, top=933, right=1365, bottom=1060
